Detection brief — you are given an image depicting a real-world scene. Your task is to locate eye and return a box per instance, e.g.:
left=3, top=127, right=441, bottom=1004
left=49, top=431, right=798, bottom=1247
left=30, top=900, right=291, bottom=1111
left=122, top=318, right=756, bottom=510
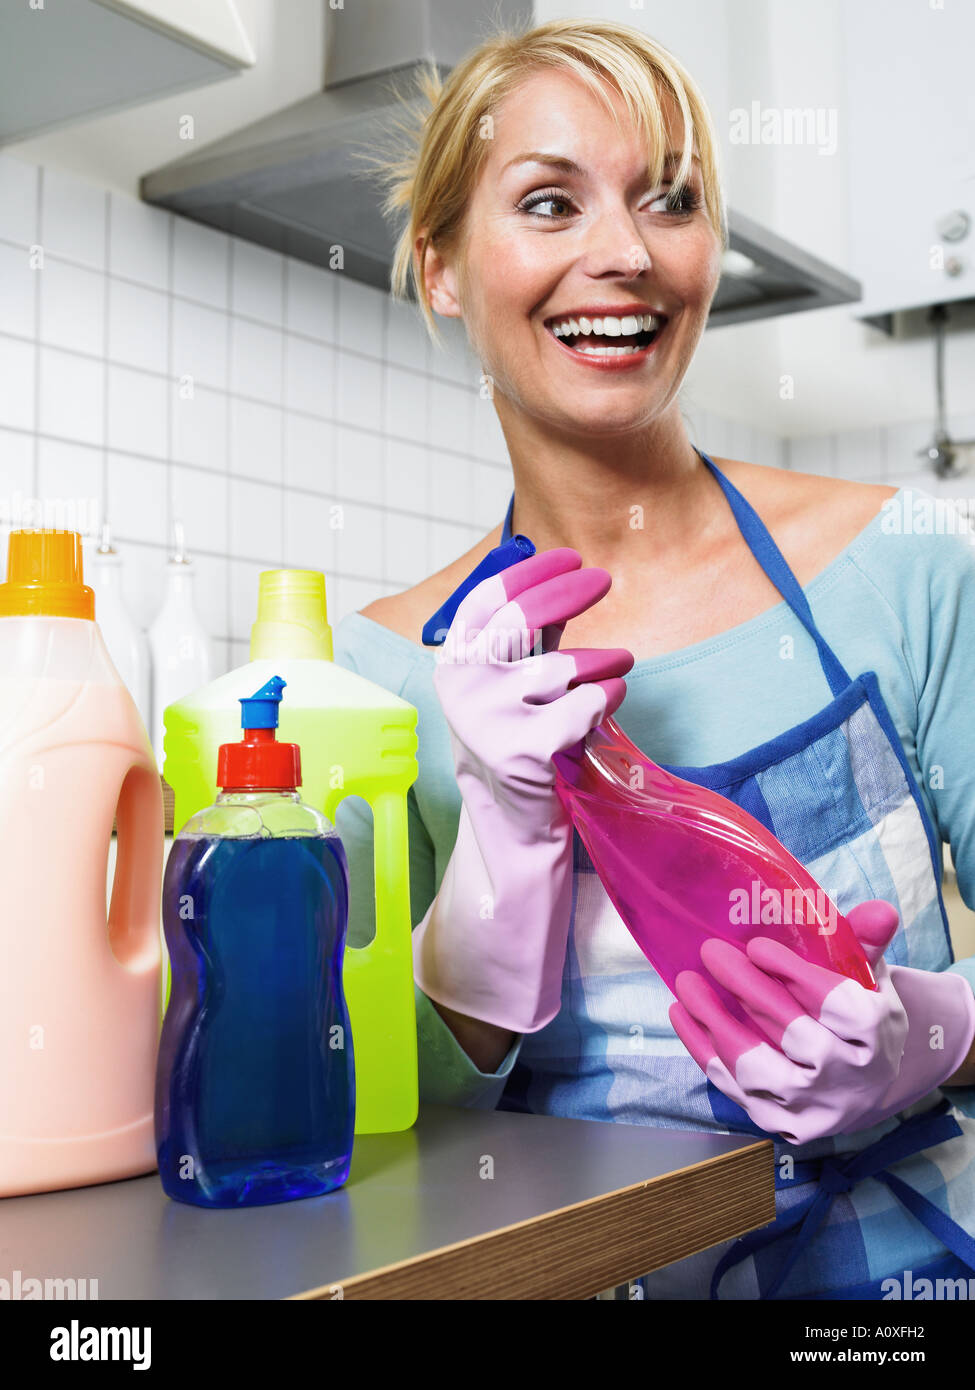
left=646, top=184, right=702, bottom=216
left=516, top=187, right=576, bottom=219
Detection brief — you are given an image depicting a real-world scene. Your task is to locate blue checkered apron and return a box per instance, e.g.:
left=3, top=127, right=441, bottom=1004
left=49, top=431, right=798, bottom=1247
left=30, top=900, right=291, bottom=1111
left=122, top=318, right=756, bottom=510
left=497, top=451, right=975, bottom=1300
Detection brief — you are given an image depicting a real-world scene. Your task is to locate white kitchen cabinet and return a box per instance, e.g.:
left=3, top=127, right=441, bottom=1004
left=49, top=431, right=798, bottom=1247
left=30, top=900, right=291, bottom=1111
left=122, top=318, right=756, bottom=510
left=843, top=0, right=975, bottom=321
left=0, top=0, right=254, bottom=146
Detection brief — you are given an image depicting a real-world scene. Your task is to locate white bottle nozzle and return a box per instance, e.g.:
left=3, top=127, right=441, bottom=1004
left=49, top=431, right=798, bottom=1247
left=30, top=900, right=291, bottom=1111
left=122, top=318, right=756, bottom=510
left=170, top=520, right=192, bottom=567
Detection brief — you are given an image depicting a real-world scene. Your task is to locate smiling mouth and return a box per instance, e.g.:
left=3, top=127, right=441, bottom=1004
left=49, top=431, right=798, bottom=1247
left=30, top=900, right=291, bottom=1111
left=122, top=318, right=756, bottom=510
left=543, top=312, right=667, bottom=357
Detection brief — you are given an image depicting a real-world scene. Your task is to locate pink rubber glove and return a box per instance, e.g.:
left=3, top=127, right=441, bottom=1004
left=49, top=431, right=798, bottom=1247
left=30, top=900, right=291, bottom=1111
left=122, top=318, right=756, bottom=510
left=669, top=900, right=975, bottom=1145
left=413, top=547, right=633, bottom=1034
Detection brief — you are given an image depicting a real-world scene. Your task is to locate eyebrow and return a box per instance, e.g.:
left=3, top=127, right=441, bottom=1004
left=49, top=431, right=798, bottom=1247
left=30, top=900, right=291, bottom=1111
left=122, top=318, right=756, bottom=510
left=502, top=150, right=700, bottom=175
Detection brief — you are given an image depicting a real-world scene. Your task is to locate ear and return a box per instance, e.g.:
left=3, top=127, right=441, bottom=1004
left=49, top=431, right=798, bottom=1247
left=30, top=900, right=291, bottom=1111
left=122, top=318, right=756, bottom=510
left=419, top=235, right=463, bottom=320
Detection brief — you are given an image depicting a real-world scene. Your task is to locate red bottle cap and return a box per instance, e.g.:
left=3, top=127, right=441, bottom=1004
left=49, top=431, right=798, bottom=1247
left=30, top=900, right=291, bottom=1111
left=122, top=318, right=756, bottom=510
left=216, top=676, right=301, bottom=791
left=217, top=727, right=301, bottom=791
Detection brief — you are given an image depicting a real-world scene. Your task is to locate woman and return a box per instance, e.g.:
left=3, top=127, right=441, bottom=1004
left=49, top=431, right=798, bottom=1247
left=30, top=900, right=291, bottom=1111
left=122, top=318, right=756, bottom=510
left=333, top=18, right=975, bottom=1299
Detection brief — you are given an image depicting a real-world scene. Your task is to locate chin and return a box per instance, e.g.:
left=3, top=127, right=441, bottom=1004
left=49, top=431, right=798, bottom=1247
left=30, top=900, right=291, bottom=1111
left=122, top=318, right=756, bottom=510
left=539, top=394, right=667, bottom=437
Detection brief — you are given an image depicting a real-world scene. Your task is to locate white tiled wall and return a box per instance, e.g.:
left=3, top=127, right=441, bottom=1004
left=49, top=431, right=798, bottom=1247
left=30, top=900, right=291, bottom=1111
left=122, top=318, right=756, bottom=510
left=0, top=155, right=511, bottom=674
left=786, top=417, right=975, bottom=487
left=2, top=152, right=969, bottom=680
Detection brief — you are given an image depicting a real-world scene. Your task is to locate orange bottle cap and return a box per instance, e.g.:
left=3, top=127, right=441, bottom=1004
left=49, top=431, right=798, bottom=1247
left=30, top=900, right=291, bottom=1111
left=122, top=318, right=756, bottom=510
left=0, top=529, right=95, bottom=619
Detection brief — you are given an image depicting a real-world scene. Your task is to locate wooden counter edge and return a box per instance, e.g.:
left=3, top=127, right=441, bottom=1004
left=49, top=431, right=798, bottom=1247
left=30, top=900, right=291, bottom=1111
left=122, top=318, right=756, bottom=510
left=290, top=1137, right=775, bottom=1301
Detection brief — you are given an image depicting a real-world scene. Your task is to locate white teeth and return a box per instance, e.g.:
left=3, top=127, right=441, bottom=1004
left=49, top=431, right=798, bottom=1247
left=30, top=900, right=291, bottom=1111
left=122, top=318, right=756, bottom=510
left=575, top=343, right=642, bottom=356
left=547, top=310, right=667, bottom=354
left=548, top=311, right=664, bottom=337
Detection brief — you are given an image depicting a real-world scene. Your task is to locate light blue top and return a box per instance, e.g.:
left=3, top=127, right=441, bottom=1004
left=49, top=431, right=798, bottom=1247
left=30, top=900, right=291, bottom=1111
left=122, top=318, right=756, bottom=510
left=332, top=485, right=975, bottom=1109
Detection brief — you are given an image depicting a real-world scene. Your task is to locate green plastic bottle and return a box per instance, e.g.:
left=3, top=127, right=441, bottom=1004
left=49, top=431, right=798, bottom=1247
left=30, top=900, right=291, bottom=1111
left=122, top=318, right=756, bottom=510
left=162, top=571, right=418, bottom=1135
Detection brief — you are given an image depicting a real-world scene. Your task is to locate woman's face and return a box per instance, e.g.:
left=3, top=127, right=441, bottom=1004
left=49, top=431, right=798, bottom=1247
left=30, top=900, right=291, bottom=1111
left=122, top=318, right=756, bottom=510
left=429, top=67, right=722, bottom=438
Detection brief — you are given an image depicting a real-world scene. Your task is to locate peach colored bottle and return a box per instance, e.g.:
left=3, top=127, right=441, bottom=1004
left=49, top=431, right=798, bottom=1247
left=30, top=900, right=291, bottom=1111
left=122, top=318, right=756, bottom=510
left=0, top=530, right=163, bottom=1197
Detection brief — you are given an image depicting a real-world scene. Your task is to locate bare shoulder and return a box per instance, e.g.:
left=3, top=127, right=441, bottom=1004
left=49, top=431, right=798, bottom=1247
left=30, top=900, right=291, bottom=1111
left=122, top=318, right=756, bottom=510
left=715, top=456, right=896, bottom=575
left=358, top=522, right=505, bottom=644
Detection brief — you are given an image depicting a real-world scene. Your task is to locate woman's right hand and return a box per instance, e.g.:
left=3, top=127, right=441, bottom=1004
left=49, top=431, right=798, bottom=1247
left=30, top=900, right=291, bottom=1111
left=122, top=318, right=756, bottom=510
left=434, top=546, right=633, bottom=815
left=413, top=547, right=633, bottom=1038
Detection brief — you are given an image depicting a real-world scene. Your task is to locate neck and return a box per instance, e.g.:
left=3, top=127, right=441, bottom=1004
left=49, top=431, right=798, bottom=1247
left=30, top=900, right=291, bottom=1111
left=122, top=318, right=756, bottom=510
left=496, top=398, right=727, bottom=567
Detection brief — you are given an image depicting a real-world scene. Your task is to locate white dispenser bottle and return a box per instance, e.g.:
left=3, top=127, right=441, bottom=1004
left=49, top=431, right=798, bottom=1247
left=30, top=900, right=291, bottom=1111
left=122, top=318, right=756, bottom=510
left=86, top=524, right=152, bottom=734
left=148, top=521, right=212, bottom=765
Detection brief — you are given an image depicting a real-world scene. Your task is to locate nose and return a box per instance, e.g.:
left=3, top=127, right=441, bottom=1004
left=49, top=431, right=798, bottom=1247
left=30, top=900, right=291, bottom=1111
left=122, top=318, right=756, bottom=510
left=577, top=200, right=652, bottom=280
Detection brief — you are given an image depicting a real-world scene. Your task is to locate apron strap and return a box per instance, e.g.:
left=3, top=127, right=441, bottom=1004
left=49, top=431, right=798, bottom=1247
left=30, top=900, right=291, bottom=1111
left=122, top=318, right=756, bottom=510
left=697, top=450, right=852, bottom=698
left=500, top=446, right=853, bottom=699
left=710, top=1100, right=975, bottom=1299
left=501, top=492, right=515, bottom=544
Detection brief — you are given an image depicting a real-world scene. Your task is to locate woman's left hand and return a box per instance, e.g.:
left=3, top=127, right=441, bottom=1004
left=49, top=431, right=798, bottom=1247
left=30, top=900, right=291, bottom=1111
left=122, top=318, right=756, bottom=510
left=669, top=900, right=975, bottom=1145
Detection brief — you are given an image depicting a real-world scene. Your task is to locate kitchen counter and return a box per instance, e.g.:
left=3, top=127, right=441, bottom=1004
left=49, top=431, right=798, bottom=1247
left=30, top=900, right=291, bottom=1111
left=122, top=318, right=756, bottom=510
left=0, top=1105, right=773, bottom=1300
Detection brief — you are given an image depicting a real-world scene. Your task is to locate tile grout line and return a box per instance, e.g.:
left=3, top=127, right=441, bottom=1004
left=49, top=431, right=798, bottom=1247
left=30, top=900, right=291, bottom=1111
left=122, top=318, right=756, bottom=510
left=0, top=422, right=497, bottom=527
left=101, top=187, right=111, bottom=520
left=0, top=328, right=506, bottom=466
left=30, top=167, right=42, bottom=494
left=378, top=282, right=391, bottom=592
left=0, top=275, right=483, bottom=393
left=224, top=232, right=235, bottom=570
left=164, top=206, right=175, bottom=549
left=278, top=255, right=287, bottom=563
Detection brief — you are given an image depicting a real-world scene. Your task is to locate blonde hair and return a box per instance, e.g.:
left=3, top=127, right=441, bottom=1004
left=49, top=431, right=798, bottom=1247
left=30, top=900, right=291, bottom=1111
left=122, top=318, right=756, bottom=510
left=365, top=15, right=727, bottom=347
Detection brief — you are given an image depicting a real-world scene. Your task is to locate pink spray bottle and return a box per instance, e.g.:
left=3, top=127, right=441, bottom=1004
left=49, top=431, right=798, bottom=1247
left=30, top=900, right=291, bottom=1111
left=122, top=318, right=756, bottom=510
left=423, top=535, right=876, bottom=1023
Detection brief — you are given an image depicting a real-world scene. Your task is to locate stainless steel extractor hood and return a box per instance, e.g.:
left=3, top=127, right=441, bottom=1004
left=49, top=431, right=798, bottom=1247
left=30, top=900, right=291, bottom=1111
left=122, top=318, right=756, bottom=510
left=140, top=0, right=860, bottom=327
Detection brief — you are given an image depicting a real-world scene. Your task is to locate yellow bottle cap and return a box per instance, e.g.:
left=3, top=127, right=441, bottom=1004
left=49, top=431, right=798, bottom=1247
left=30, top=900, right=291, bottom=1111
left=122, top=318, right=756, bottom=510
left=0, top=529, right=95, bottom=619
left=249, top=569, right=333, bottom=660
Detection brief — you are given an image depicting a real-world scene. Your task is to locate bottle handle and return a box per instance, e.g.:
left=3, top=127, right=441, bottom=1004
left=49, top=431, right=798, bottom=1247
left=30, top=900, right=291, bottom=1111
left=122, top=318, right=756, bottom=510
left=108, top=760, right=164, bottom=979
left=341, top=788, right=418, bottom=1133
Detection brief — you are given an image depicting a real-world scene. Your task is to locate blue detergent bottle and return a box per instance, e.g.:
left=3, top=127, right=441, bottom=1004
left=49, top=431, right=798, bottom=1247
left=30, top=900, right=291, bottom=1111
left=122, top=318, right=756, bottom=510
left=155, top=676, right=354, bottom=1208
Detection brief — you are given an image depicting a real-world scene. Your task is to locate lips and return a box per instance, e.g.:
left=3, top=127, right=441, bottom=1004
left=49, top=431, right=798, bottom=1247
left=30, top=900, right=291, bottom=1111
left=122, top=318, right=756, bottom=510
left=542, top=309, right=668, bottom=370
